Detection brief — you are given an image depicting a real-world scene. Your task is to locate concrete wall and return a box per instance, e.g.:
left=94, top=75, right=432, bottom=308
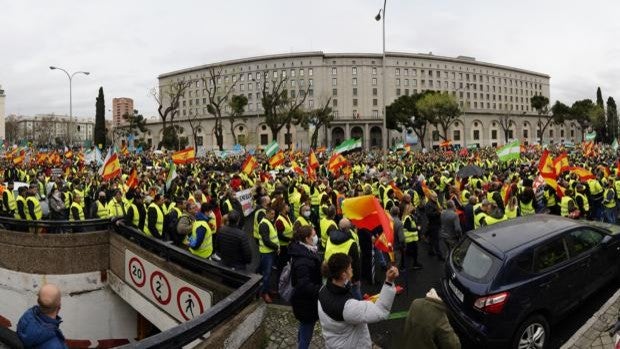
left=0, top=229, right=109, bottom=274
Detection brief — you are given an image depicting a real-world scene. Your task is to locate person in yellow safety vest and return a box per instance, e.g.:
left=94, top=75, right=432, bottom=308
left=544, top=185, right=559, bottom=215
left=614, top=176, right=620, bottom=207
left=587, top=177, right=604, bottom=221
left=324, top=218, right=362, bottom=299
left=145, top=194, right=166, bottom=239
left=69, top=194, right=85, bottom=221
left=107, top=190, right=127, bottom=218
left=474, top=200, right=507, bottom=228
left=602, top=181, right=617, bottom=223
left=309, top=183, right=322, bottom=224
left=518, top=179, right=536, bottom=216
left=258, top=206, right=279, bottom=304
left=460, top=185, right=471, bottom=204
left=560, top=189, right=577, bottom=218
left=505, top=196, right=519, bottom=219
left=575, top=184, right=590, bottom=219
left=3, top=181, right=17, bottom=216
left=25, top=185, right=43, bottom=221
left=126, top=194, right=147, bottom=231
left=15, top=187, right=28, bottom=220
left=274, top=200, right=294, bottom=270
left=401, top=203, right=423, bottom=270
left=293, top=203, right=313, bottom=232
left=91, top=192, right=110, bottom=219
left=188, top=204, right=214, bottom=259
left=319, top=205, right=338, bottom=251
left=253, top=196, right=270, bottom=245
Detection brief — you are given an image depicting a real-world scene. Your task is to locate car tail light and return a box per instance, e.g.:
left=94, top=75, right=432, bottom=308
left=473, top=292, right=510, bottom=314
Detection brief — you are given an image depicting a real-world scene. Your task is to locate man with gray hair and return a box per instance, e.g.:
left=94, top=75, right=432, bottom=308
left=439, top=201, right=462, bottom=260
left=324, top=217, right=362, bottom=299
left=17, top=283, right=67, bottom=348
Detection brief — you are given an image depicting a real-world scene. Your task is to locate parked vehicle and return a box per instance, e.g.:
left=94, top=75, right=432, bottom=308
left=441, top=215, right=620, bottom=349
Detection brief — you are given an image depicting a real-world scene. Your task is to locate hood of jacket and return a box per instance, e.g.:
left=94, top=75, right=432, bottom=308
left=288, top=241, right=319, bottom=260
left=328, top=229, right=353, bottom=245
left=17, top=306, right=64, bottom=347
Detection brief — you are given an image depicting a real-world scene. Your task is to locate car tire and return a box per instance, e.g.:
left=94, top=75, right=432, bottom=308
left=511, top=314, right=549, bottom=349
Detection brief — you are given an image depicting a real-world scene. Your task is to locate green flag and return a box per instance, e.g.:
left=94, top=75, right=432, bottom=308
left=585, top=131, right=597, bottom=141
left=166, top=161, right=178, bottom=191
left=334, top=138, right=362, bottom=154
left=496, top=140, right=521, bottom=162
left=265, top=141, right=279, bottom=158
left=612, top=138, right=618, bottom=151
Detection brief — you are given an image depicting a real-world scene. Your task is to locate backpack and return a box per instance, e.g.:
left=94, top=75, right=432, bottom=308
left=176, top=214, right=195, bottom=236
left=278, top=260, right=295, bottom=302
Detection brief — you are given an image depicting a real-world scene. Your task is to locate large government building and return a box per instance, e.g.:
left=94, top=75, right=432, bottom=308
left=145, top=51, right=581, bottom=151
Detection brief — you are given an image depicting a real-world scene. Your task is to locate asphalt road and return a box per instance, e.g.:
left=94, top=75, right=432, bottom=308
left=366, top=241, right=620, bottom=349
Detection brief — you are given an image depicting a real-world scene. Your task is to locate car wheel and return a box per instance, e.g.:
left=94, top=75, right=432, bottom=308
left=512, top=314, right=549, bottom=349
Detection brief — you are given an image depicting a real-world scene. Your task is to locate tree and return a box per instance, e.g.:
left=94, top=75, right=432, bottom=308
left=298, top=98, right=333, bottom=149
left=386, top=92, right=430, bottom=148
left=34, top=116, right=56, bottom=146
left=607, top=97, right=617, bottom=142
left=94, top=87, right=106, bottom=149
left=4, top=116, right=19, bottom=144
left=122, top=109, right=148, bottom=136
left=151, top=80, right=192, bottom=148
left=594, top=87, right=608, bottom=142
left=569, top=99, right=596, bottom=141
left=596, top=87, right=604, bottom=108
left=202, top=67, right=239, bottom=151
left=496, top=113, right=516, bottom=144
left=260, top=75, right=310, bottom=147
left=530, top=95, right=556, bottom=145
left=416, top=92, right=461, bottom=141
left=228, top=94, right=248, bottom=145
left=185, top=108, right=202, bottom=149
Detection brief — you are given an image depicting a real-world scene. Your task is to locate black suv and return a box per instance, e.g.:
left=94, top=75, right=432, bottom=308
left=441, top=215, right=620, bottom=348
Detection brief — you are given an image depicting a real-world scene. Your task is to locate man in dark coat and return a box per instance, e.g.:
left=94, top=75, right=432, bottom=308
left=218, top=211, right=252, bottom=271
left=402, top=288, right=460, bottom=349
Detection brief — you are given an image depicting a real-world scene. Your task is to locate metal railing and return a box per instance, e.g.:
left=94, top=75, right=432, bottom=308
left=0, top=216, right=111, bottom=232
left=0, top=217, right=262, bottom=348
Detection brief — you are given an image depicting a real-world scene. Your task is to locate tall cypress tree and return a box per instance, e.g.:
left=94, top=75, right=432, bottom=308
left=594, top=87, right=607, bottom=142
left=596, top=87, right=604, bottom=108
left=608, top=97, right=618, bottom=142
left=94, top=87, right=106, bottom=149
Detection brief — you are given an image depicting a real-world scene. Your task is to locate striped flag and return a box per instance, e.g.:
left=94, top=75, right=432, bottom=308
left=268, top=150, right=285, bottom=168
left=265, top=141, right=280, bottom=158
left=172, top=147, right=196, bottom=164
left=496, top=140, right=520, bottom=162
left=126, top=168, right=139, bottom=189
left=99, top=151, right=121, bottom=181
left=308, top=149, right=319, bottom=169
left=165, top=161, right=178, bottom=191
left=241, top=154, right=258, bottom=174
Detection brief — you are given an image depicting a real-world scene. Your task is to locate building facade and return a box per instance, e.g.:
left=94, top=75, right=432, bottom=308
left=0, top=85, right=5, bottom=141
left=112, top=98, right=134, bottom=127
left=147, top=51, right=578, bottom=151
left=14, top=114, right=94, bottom=146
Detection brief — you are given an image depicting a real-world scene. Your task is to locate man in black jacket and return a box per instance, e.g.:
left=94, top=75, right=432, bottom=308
left=218, top=211, right=252, bottom=271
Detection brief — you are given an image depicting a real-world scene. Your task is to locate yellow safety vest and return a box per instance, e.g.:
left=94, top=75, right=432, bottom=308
left=95, top=201, right=110, bottom=219
left=15, top=196, right=27, bottom=219
left=25, top=197, right=42, bottom=220
left=460, top=190, right=470, bottom=204
left=324, top=236, right=355, bottom=264
left=189, top=221, right=213, bottom=258
left=253, top=208, right=266, bottom=239
left=403, top=215, right=419, bottom=243
left=5, top=190, right=17, bottom=211
left=615, top=180, right=620, bottom=200
left=258, top=218, right=278, bottom=254
left=485, top=214, right=507, bottom=226
left=276, top=215, right=294, bottom=246
left=63, top=192, right=73, bottom=208
left=320, top=217, right=337, bottom=249
left=519, top=199, right=535, bottom=216
left=108, top=199, right=126, bottom=218
left=575, top=192, right=589, bottom=212
left=73, top=189, right=85, bottom=208
left=294, top=215, right=311, bottom=227
left=604, top=188, right=616, bottom=209
left=545, top=189, right=556, bottom=207
left=310, top=187, right=321, bottom=206
left=129, top=204, right=140, bottom=227
left=474, top=209, right=487, bottom=229
left=588, top=179, right=603, bottom=196
left=560, top=196, right=575, bottom=217
left=69, top=202, right=85, bottom=221
left=145, top=203, right=164, bottom=237
left=505, top=204, right=518, bottom=219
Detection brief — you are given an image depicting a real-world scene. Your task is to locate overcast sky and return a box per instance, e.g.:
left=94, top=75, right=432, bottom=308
left=1, top=0, right=619, bottom=119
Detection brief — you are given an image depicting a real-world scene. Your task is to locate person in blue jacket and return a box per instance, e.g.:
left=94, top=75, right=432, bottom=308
left=17, top=283, right=67, bottom=349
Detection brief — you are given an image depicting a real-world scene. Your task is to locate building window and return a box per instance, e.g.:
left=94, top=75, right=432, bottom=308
left=373, top=99, right=378, bottom=106
left=372, top=110, right=379, bottom=118
left=309, top=68, right=313, bottom=76
left=491, top=130, right=497, bottom=139
left=332, top=67, right=337, bottom=75
left=333, top=110, right=338, bottom=118
left=549, top=129, right=554, bottom=138
left=333, top=99, right=338, bottom=107
left=309, top=79, right=313, bottom=86
left=353, top=88, right=358, bottom=96
left=353, top=99, right=358, bottom=106
left=352, top=78, right=357, bottom=86
left=352, top=67, right=357, bottom=75
left=261, top=134, right=269, bottom=145
left=372, top=67, right=377, bottom=75
left=432, top=130, right=440, bottom=141
left=561, top=129, right=564, bottom=138
left=332, top=78, right=337, bottom=86
left=453, top=130, right=460, bottom=141
left=473, top=130, right=480, bottom=140
left=396, top=89, right=401, bottom=96
left=372, top=78, right=377, bottom=86
left=373, top=88, right=377, bottom=96
left=404, top=68, right=409, bottom=76
left=333, top=88, right=338, bottom=96
left=396, top=78, right=401, bottom=86
left=291, top=70, right=296, bottom=77
left=396, top=68, right=400, bottom=76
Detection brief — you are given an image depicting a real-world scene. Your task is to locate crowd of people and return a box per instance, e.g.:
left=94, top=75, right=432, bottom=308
left=4, top=142, right=619, bottom=348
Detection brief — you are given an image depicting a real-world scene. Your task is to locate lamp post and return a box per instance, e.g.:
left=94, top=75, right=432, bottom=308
left=49, top=66, right=90, bottom=146
left=375, top=0, right=387, bottom=150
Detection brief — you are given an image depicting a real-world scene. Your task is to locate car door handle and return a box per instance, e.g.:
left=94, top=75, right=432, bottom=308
left=539, top=274, right=559, bottom=289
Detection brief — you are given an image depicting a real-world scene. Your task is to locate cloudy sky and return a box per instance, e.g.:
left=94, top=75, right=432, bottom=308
left=1, top=0, right=619, bottom=119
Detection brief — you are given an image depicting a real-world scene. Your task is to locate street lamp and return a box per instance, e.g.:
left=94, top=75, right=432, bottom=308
left=49, top=66, right=90, bottom=146
left=375, top=0, right=387, bottom=150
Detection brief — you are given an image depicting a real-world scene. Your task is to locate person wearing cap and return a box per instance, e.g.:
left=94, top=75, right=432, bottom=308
left=26, top=184, right=43, bottom=221
left=91, top=191, right=110, bottom=219
left=2, top=181, right=17, bottom=216
left=402, top=288, right=460, bottom=348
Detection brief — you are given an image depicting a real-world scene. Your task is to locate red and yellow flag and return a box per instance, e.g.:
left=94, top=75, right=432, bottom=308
left=268, top=150, right=285, bottom=168
left=342, top=195, right=393, bottom=254
left=241, top=154, right=258, bottom=175
left=172, top=147, right=196, bottom=164
left=538, top=150, right=555, bottom=176
left=126, top=168, right=139, bottom=189
left=389, top=181, right=404, bottom=201
left=308, top=149, right=319, bottom=169
left=65, top=149, right=73, bottom=159
left=569, top=167, right=595, bottom=181
left=121, top=145, right=130, bottom=156
left=439, top=140, right=452, bottom=148
left=328, top=153, right=347, bottom=174
left=101, top=153, right=121, bottom=180
left=13, top=150, right=25, bottom=165
left=553, top=152, right=569, bottom=176
left=291, top=160, right=304, bottom=175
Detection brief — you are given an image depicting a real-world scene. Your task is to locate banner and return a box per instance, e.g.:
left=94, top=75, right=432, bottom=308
left=235, top=189, right=254, bottom=216
left=585, top=131, right=596, bottom=141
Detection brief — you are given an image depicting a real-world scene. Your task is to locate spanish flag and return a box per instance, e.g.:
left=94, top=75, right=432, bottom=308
left=342, top=195, right=393, bottom=255
left=308, top=149, right=319, bottom=170
left=99, top=150, right=121, bottom=180
left=439, top=140, right=452, bottom=148
left=538, top=150, right=555, bottom=176
left=126, top=168, right=139, bottom=189
left=172, top=147, right=196, bottom=164
left=553, top=152, right=569, bottom=176
left=241, top=154, right=258, bottom=175
left=13, top=150, right=25, bottom=165
left=65, top=149, right=73, bottom=159
left=291, top=160, right=304, bottom=175
left=328, top=153, right=347, bottom=174
left=307, top=164, right=317, bottom=180
left=268, top=150, right=285, bottom=168
left=121, top=145, right=129, bottom=156
left=389, top=181, right=404, bottom=201
left=569, top=166, right=596, bottom=181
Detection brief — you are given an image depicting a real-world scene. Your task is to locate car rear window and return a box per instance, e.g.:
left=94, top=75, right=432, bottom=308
left=452, top=238, right=501, bottom=283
